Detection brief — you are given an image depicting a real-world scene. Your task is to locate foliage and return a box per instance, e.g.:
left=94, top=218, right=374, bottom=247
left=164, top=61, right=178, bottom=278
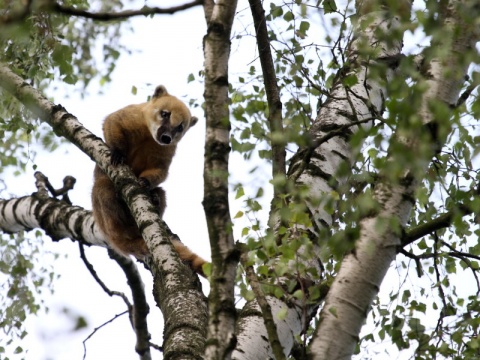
left=0, top=231, right=56, bottom=358
left=0, top=0, right=128, bottom=352
left=227, top=0, right=480, bottom=358
left=0, top=0, right=127, bottom=174
left=1, top=0, right=480, bottom=358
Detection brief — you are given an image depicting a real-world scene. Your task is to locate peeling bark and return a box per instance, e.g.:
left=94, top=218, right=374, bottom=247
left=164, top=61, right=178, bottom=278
left=232, top=1, right=408, bottom=358
left=310, top=1, right=479, bottom=358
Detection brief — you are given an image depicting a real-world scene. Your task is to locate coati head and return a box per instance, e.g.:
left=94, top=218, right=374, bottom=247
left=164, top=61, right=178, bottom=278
left=144, top=85, right=198, bottom=146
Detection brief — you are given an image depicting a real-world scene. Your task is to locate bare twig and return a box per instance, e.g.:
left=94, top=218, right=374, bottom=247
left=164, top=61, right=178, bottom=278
left=34, top=171, right=76, bottom=204
left=79, top=243, right=152, bottom=359
left=455, top=83, right=477, bottom=108
left=149, top=341, right=163, bottom=352
left=289, top=117, right=378, bottom=182
left=82, top=311, right=129, bottom=360
left=49, top=0, right=204, bottom=21
left=78, top=243, right=132, bottom=309
left=398, top=248, right=423, bottom=277
left=402, top=203, right=475, bottom=247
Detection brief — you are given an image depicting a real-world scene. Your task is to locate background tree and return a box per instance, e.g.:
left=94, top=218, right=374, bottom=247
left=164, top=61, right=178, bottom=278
left=1, top=0, right=480, bottom=359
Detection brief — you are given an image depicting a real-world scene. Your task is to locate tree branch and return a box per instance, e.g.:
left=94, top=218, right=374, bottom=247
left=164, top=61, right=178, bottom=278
left=48, top=0, right=204, bottom=21
left=243, top=257, right=286, bottom=360
left=248, top=0, right=285, bottom=197
left=109, top=250, right=152, bottom=360
left=80, top=243, right=153, bottom=359
left=79, top=243, right=132, bottom=309
left=402, top=203, right=475, bottom=247
left=34, top=171, right=76, bottom=204
left=83, top=311, right=129, bottom=360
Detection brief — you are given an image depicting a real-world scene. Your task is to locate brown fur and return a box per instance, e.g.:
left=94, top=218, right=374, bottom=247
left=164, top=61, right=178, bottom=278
left=92, top=85, right=206, bottom=276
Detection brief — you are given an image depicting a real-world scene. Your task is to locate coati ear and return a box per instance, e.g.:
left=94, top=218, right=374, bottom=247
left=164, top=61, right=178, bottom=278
left=153, top=85, right=168, bottom=98
left=190, top=116, right=198, bottom=128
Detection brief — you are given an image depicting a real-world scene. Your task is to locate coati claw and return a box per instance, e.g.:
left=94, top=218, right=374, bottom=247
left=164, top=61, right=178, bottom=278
left=110, top=149, right=125, bottom=166
left=138, top=177, right=150, bottom=188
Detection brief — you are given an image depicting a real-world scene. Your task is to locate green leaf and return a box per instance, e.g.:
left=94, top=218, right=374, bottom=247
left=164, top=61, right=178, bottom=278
left=276, top=307, right=288, bottom=320
left=343, top=74, right=358, bottom=87
left=283, top=11, right=294, bottom=22
left=202, top=262, right=212, bottom=277
left=299, top=21, right=310, bottom=34
left=328, top=307, right=337, bottom=318
left=235, top=186, right=245, bottom=199
left=271, top=5, right=283, bottom=18
left=323, top=0, right=337, bottom=13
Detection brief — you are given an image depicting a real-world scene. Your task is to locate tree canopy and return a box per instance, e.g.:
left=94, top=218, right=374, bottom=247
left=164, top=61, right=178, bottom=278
left=1, top=0, right=480, bottom=359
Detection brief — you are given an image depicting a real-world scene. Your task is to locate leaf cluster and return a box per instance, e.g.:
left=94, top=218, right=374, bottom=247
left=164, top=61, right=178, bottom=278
left=0, top=231, right=57, bottom=358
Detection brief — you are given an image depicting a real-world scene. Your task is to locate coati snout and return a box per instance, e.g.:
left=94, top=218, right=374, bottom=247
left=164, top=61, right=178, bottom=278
left=156, top=122, right=185, bottom=145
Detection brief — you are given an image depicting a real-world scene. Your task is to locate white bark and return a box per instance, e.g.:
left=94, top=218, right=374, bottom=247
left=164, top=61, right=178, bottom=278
left=233, top=4, right=406, bottom=359
left=202, top=1, right=239, bottom=359
left=233, top=298, right=303, bottom=359
left=310, top=1, right=479, bottom=358
left=0, top=194, right=107, bottom=248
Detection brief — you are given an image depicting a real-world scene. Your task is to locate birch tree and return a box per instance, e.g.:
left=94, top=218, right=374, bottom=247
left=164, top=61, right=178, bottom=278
left=1, top=0, right=480, bottom=359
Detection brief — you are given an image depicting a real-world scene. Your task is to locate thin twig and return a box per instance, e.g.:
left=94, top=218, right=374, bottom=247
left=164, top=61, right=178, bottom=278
left=83, top=311, right=129, bottom=360
left=398, top=248, right=423, bottom=277
left=78, top=243, right=132, bottom=309
left=455, top=83, right=477, bottom=108
left=402, top=203, right=475, bottom=247
left=49, top=0, right=203, bottom=21
left=242, top=253, right=286, bottom=360
left=289, top=117, right=378, bottom=182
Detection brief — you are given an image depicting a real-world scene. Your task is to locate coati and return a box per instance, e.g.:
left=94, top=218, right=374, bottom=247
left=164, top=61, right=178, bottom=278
left=91, top=85, right=206, bottom=276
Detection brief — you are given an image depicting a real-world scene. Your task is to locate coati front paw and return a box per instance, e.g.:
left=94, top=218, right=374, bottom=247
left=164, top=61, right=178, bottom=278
left=138, top=177, right=150, bottom=188
left=150, top=191, right=161, bottom=206
left=110, top=148, right=125, bottom=166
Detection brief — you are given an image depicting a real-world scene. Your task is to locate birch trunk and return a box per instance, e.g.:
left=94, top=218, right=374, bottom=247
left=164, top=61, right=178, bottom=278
left=202, top=1, right=239, bottom=359
left=233, top=1, right=407, bottom=358
left=310, top=1, right=479, bottom=358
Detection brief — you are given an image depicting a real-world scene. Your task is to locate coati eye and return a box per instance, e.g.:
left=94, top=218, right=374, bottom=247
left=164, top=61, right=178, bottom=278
left=176, top=124, right=184, bottom=132
left=160, top=110, right=171, bottom=119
